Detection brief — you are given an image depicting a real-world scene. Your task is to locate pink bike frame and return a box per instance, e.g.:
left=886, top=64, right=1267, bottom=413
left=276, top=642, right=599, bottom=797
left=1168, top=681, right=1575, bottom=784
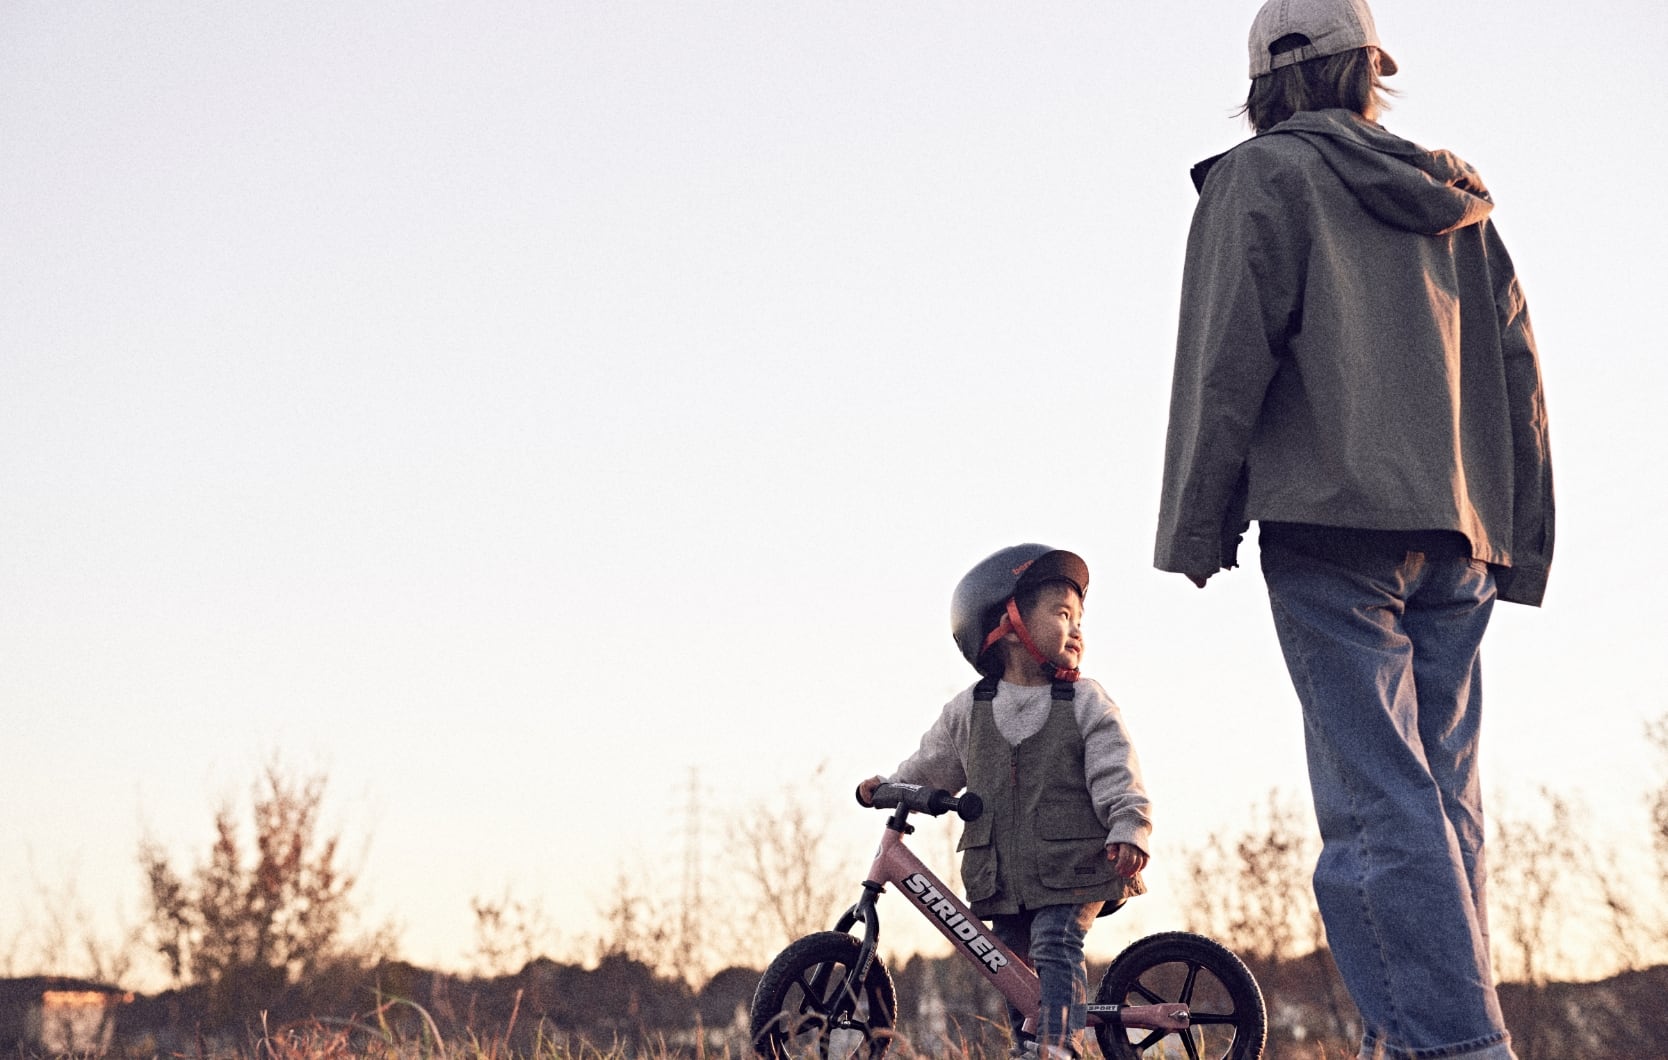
left=863, top=823, right=1043, bottom=1017
left=841, top=810, right=1187, bottom=1035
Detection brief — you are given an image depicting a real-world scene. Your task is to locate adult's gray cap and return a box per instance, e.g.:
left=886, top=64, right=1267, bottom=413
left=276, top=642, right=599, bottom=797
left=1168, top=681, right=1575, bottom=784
left=1248, top=0, right=1398, bottom=78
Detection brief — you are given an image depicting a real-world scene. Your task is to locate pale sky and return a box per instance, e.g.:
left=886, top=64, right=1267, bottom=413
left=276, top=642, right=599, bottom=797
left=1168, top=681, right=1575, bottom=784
left=4, top=1, right=1666, bottom=990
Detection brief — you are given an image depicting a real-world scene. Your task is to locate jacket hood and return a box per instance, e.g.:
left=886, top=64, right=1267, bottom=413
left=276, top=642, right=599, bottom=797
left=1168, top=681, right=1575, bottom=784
left=1197, top=109, right=1494, bottom=236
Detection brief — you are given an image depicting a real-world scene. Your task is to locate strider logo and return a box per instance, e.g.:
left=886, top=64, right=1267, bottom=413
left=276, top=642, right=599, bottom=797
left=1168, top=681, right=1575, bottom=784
left=1011, top=559, right=1036, bottom=577
left=901, top=873, right=1008, bottom=973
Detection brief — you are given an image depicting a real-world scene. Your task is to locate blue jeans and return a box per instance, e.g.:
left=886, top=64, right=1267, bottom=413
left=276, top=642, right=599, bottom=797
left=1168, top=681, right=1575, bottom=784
left=989, top=901, right=1102, bottom=1056
left=1261, top=530, right=1516, bottom=1060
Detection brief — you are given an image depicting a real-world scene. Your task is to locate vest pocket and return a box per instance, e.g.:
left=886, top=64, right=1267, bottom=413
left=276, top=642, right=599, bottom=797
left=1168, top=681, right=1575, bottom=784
left=1036, top=802, right=1115, bottom=890
left=957, top=814, right=998, bottom=903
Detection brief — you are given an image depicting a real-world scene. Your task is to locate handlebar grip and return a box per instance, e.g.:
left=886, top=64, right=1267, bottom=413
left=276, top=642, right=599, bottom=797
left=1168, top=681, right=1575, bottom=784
left=869, top=783, right=984, bottom=821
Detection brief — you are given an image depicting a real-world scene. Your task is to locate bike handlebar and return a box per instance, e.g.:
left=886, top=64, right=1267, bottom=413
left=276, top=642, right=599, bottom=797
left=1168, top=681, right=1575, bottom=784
left=862, top=782, right=984, bottom=822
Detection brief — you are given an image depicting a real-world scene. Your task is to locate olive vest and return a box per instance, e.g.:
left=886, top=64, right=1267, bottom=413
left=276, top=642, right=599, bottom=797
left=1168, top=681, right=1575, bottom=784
left=955, top=677, right=1137, bottom=916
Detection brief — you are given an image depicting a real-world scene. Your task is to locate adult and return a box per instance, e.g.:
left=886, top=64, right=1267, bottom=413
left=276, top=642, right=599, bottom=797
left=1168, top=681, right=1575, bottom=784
left=1153, top=1, right=1554, bottom=1058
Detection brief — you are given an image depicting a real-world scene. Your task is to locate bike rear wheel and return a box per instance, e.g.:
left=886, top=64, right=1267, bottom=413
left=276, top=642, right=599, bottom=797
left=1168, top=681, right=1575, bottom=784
left=1093, top=932, right=1265, bottom=1060
left=750, top=931, right=897, bottom=1060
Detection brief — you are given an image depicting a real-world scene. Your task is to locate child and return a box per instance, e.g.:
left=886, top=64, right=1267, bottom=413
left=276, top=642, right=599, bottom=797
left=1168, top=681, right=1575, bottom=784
left=858, top=543, right=1151, bottom=1060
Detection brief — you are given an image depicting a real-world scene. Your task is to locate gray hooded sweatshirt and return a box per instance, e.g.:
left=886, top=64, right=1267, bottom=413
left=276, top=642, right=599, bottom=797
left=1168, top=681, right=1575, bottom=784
left=1154, top=109, right=1554, bottom=605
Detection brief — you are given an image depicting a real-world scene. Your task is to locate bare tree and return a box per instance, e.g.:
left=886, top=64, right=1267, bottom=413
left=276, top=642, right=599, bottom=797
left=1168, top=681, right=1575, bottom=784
left=1649, top=714, right=1668, bottom=895
left=1177, top=788, right=1322, bottom=964
left=735, top=762, right=851, bottom=950
left=593, top=865, right=678, bottom=973
left=1486, top=784, right=1660, bottom=986
left=1585, top=826, right=1647, bottom=976
left=2, top=858, right=140, bottom=984
left=139, top=758, right=381, bottom=1025
left=470, top=888, right=560, bottom=977
left=1486, top=787, right=1604, bottom=1060
left=1645, top=712, right=1668, bottom=954
left=1489, top=788, right=1581, bottom=988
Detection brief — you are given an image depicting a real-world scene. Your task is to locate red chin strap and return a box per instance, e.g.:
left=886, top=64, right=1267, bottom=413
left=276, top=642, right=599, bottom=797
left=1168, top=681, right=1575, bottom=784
left=980, top=597, right=1079, bottom=682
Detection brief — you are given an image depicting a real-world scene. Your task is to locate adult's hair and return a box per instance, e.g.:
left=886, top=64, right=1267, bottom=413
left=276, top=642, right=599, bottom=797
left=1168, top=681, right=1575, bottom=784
left=1241, top=37, right=1393, bottom=133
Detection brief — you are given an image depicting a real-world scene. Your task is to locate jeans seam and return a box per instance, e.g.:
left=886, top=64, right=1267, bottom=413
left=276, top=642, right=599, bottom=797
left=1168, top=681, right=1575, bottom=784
left=1271, top=587, right=1406, bottom=1045
left=1349, top=802, right=1403, bottom=1044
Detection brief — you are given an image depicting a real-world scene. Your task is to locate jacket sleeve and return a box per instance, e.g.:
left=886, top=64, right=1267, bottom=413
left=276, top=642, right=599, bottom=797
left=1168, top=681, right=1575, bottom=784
left=1076, top=681, right=1153, bottom=855
left=1486, top=222, right=1555, bottom=606
left=1155, top=147, right=1302, bottom=576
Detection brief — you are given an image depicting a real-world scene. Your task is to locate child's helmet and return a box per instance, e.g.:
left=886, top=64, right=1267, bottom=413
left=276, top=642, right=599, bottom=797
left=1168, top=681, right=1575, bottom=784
left=950, top=544, right=1090, bottom=672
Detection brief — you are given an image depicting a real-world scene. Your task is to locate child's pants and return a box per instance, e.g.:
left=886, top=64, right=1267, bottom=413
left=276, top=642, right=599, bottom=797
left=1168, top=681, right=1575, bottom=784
left=989, top=901, right=1103, bottom=1058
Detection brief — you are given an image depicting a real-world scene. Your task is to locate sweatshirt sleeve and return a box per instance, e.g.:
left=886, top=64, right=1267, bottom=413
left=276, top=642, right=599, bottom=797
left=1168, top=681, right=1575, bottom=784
left=887, top=691, right=971, bottom=794
left=1075, top=680, right=1153, bottom=855
left=1155, top=146, right=1302, bottom=576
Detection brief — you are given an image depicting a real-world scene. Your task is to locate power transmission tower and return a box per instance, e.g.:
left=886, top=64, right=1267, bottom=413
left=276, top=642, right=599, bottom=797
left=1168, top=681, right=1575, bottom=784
left=677, top=766, right=707, bottom=985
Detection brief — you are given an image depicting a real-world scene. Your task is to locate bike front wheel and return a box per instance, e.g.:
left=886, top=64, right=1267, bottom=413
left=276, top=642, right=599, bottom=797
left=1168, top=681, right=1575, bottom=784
left=1093, top=932, right=1265, bottom=1060
left=750, top=931, right=896, bottom=1060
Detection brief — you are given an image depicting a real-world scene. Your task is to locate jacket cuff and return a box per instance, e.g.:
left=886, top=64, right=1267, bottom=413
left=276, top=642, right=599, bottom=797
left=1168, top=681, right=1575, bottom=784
left=1494, top=563, right=1548, bottom=607
left=1154, top=536, right=1221, bottom=577
left=1106, top=822, right=1152, bottom=856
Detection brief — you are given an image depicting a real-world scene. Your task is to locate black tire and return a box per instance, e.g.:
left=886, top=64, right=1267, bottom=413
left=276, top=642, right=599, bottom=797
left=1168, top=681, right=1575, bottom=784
left=750, top=931, right=897, bottom=1060
left=1093, top=932, right=1266, bottom=1060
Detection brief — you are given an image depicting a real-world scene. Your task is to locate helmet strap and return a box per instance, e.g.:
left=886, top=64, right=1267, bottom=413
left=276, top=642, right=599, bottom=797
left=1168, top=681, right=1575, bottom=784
left=980, top=597, right=1079, bottom=682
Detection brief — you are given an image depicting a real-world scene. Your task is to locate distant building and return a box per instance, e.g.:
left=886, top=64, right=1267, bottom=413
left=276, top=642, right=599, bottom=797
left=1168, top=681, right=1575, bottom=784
left=0, top=977, right=131, bottom=1056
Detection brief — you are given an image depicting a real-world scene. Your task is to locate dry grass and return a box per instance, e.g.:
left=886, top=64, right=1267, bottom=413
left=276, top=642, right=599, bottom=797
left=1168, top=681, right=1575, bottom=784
left=29, top=993, right=1363, bottom=1060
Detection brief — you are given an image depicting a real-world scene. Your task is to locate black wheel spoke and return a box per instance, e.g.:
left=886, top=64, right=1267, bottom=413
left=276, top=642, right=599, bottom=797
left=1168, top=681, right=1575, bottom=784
left=1178, top=960, right=1202, bottom=1005
left=1131, top=1028, right=1165, bottom=1052
left=801, top=962, right=838, bottom=1007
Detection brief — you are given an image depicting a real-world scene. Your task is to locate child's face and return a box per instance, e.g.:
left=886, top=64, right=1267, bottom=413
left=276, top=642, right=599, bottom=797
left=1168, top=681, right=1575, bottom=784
left=1015, top=581, right=1085, bottom=674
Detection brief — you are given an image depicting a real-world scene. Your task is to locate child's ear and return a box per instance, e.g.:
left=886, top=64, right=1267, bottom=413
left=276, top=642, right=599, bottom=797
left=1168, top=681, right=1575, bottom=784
left=995, top=631, right=1024, bottom=661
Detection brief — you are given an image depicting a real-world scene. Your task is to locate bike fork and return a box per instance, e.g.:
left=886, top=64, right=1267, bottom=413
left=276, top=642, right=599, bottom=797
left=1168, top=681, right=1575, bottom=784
left=828, top=882, right=885, bottom=1020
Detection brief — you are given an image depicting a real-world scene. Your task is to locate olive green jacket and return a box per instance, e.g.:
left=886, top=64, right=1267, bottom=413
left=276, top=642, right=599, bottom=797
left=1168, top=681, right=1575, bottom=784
left=1154, top=109, right=1554, bottom=605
